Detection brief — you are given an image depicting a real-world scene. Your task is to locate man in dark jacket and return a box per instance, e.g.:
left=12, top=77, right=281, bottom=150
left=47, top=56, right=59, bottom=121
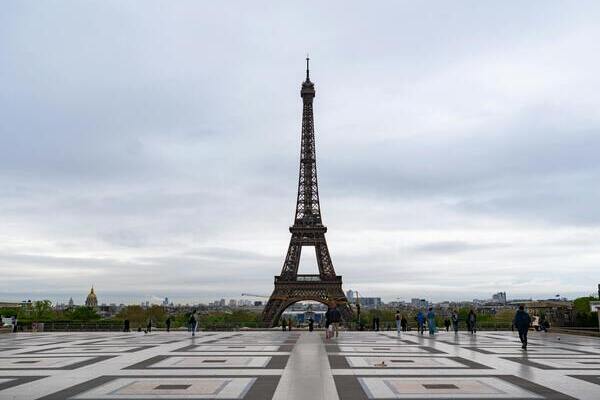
left=513, top=305, right=532, bottom=350
left=328, top=302, right=342, bottom=338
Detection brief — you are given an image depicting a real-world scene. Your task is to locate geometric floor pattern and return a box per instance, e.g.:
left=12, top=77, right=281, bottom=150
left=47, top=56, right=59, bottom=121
left=0, top=330, right=599, bottom=399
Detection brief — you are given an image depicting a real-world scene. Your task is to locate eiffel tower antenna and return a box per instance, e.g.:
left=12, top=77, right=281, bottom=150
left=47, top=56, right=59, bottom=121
left=306, top=54, right=310, bottom=81
left=262, top=58, right=352, bottom=327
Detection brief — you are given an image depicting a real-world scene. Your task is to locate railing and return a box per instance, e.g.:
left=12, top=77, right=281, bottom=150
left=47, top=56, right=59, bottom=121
left=346, top=321, right=515, bottom=331
left=15, top=321, right=125, bottom=332
left=296, top=275, right=321, bottom=281
left=16, top=320, right=583, bottom=332
left=275, top=275, right=342, bottom=283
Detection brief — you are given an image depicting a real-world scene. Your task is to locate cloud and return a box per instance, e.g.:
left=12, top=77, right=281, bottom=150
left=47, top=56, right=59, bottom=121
left=411, top=241, right=510, bottom=255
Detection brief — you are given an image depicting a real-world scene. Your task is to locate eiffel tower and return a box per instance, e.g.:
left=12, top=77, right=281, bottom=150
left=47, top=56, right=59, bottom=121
left=262, top=59, right=352, bottom=327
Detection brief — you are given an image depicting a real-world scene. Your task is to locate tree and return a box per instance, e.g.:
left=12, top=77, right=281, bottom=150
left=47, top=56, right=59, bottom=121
left=573, top=296, right=599, bottom=327
left=30, top=300, right=54, bottom=321
left=116, top=306, right=146, bottom=327
left=67, top=306, right=100, bottom=321
left=116, top=305, right=167, bottom=329
left=0, top=307, right=20, bottom=318
left=146, top=305, right=167, bottom=327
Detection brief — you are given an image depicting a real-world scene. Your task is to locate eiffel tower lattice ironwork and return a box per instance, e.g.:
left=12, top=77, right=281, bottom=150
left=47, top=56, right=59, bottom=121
left=262, top=59, right=352, bottom=327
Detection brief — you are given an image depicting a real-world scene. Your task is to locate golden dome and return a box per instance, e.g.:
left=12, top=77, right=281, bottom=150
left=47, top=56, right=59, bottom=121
left=85, top=286, right=98, bottom=307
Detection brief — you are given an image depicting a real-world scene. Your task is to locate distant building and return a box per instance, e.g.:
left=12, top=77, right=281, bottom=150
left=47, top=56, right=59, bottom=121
left=359, top=297, right=382, bottom=309
left=85, top=287, right=98, bottom=308
left=492, top=292, right=507, bottom=304
left=228, top=299, right=237, bottom=308
left=437, top=301, right=450, bottom=310
left=68, top=297, right=74, bottom=308
left=254, top=301, right=263, bottom=307
left=219, top=298, right=226, bottom=307
left=411, top=298, right=428, bottom=309
left=346, top=290, right=354, bottom=302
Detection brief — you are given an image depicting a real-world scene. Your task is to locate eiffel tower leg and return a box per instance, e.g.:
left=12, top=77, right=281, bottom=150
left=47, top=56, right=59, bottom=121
left=262, top=288, right=288, bottom=327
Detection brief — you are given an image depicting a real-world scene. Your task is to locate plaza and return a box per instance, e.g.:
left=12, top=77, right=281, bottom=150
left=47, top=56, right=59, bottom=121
left=0, top=330, right=599, bottom=399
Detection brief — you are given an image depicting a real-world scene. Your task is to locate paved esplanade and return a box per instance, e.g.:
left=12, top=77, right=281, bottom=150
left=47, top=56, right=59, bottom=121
left=0, top=330, right=599, bottom=399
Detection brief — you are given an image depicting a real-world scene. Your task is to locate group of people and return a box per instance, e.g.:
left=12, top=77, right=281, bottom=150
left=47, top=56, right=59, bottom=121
left=144, top=310, right=195, bottom=336
left=280, top=302, right=342, bottom=339
left=413, top=308, right=441, bottom=336
left=122, top=316, right=173, bottom=334
left=123, top=302, right=536, bottom=351
left=402, top=305, right=534, bottom=350
left=397, top=308, right=480, bottom=336
left=281, top=318, right=293, bottom=331
left=395, top=312, right=409, bottom=333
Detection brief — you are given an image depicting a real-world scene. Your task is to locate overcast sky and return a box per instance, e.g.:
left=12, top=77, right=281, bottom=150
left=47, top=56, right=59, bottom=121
left=1, top=1, right=599, bottom=305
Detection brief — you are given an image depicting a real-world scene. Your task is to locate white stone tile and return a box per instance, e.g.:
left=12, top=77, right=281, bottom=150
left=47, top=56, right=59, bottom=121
left=358, top=377, right=543, bottom=399
left=0, top=356, right=93, bottom=368
left=346, top=356, right=466, bottom=368
left=71, top=377, right=256, bottom=399
left=152, top=356, right=271, bottom=368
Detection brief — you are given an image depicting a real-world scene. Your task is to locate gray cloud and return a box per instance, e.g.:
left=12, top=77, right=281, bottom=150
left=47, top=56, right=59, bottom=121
left=411, top=241, right=510, bottom=255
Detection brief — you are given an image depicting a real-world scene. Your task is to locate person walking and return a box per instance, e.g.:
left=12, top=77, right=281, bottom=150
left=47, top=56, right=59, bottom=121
left=308, top=317, right=314, bottom=332
left=401, top=315, right=408, bottom=332
left=123, top=319, right=130, bottom=332
left=146, top=318, right=152, bottom=334
left=281, top=319, right=287, bottom=332
left=395, top=310, right=402, bottom=336
left=540, top=316, right=550, bottom=333
left=416, top=310, right=425, bottom=335
left=444, top=317, right=451, bottom=332
left=329, top=302, right=342, bottom=338
left=324, top=308, right=332, bottom=339
left=165, top=317, right=171, bottom=333
left=426, top=307, right=437, bottom=336
left=467, top=310, right=477, bottom=334
left=451, top=311, right=459, bottom=333
left=513, top=305, right=532, bottom=350
left=189, top=310, right=198, bottom=337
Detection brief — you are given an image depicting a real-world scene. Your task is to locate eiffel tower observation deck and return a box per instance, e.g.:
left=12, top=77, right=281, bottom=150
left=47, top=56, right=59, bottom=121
left=262, top=59, right=352, bottom=327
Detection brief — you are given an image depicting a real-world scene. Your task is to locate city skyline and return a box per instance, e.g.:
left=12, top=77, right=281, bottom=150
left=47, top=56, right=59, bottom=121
left=2, top=3, right=600, bottom=303
left=5, top=288, right=575, bottom=308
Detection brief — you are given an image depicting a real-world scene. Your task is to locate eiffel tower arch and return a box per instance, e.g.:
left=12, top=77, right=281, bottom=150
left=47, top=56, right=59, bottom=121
left=262, top=59, right=352, bottom=327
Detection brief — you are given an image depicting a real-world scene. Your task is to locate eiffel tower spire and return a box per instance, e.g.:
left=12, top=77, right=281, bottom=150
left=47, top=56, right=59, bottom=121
left=306, top=55, right=310, bottom=81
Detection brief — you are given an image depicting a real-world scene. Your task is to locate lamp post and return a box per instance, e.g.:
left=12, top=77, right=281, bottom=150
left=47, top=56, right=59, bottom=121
left=354, top=291, right=361, bottom=331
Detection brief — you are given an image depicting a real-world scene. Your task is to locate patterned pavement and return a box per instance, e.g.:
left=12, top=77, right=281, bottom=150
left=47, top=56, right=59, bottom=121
left=0, top=330, right=599, bottom=399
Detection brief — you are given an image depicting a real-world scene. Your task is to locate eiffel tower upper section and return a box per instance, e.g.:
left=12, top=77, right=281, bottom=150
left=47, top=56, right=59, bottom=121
left=294, top=57, right=322, bottom=228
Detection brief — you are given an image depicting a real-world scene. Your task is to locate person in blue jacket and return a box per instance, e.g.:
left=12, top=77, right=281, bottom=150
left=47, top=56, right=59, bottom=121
left=426, top=307, right=437, bottom=336
left=416, top=310, right=425, bottom=335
